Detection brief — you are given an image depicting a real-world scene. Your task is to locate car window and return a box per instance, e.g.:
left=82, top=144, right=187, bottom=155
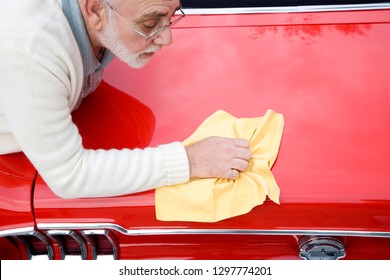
left=181, top=0, right=389, bottom=8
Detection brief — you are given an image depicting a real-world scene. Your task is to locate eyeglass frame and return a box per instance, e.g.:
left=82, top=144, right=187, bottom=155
left=105, top=2, right=185, bottom=41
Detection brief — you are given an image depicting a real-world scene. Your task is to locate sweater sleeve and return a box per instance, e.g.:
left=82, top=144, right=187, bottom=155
left=0, top=52, right=189, bottom=199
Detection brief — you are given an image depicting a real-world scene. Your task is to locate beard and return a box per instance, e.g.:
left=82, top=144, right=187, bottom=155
left=98, top=14, right=160, bottom=69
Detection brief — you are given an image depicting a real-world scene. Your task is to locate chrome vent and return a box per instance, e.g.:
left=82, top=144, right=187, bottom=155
left=47, top=230, right=88, bottom=260
left=3, top=229, right=118, bottom=260
left=82, top=229, right=119, bottom=260
left=10, top=231, right=54, bottom=260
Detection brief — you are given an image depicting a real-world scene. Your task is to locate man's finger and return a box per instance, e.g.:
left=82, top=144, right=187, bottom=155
left=233, top=138, right=250, bottom=148
left=234, top=148, right=252, bottom=161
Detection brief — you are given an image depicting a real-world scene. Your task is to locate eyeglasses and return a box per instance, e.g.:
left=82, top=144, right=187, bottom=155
left=105, top=3, right=185, bottom=41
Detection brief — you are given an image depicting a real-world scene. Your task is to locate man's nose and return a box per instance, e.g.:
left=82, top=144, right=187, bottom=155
left=152, top=26, right=173, bottom=47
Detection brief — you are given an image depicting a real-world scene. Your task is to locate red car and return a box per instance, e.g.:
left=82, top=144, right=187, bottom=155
left=1, top=0, right=390, bottom=260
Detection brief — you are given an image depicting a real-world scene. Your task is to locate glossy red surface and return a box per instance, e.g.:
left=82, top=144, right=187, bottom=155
left=37, top=9, right=390, bottom=222
left=0, top=153, right=36, bottom=232
left=117, top=234, right=301, bottom=260
left=71, top=81, right=155, bottom=150
left=115, top=235, right=390, bottom=260
left=3, top=8, right=390, bottom=259
left=0, top=237, right=23, bottom=260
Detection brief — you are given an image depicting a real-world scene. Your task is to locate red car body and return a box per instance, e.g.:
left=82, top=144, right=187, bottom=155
left=1, top=2, right=390, bottom=260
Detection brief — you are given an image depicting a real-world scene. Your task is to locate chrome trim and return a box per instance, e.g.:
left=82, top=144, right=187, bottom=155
left=82, top=229, right=119, bottom=260
left=105, top=230, right=119, bottom=260
left=33, top=231, right=55, bottom=260
left=11, top=236, right=33, bottom=260
left=46, top=231, right=66, bottom=260
left=37, top=223, right=390, bottom=238
left=183, top=3, right=390, bottom=15
left=0, top=226, right=35, bottom=238
left=80, top=231, right=98, bottom=260
left=46, top=230, right=88, bottom=260
left=9, top=230, right=54, bottom=260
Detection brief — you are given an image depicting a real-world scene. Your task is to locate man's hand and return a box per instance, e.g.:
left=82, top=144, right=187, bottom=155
left=185, top=136, right=252, bottom=179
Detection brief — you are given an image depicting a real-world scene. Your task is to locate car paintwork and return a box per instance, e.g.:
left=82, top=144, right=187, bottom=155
left=1, top=6, right=390, bottom=259
left=0, top=153, right=35, bottom=232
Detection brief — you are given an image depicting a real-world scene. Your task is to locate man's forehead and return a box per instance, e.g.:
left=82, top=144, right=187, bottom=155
left=120, top=0, right=180, bottom=18
left=131, top=0, right=180, bottom=10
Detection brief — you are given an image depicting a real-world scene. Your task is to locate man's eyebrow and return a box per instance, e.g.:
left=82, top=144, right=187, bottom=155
left=140, top=11, right=168, bottom=20
left=137, top=6, right=181, bottom=21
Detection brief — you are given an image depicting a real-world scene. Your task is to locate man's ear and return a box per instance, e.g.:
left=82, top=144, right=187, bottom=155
left=78, top=0, right=106, bottom=31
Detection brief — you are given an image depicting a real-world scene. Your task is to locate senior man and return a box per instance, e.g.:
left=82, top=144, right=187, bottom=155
left=0, top=0, right=251, bottom=198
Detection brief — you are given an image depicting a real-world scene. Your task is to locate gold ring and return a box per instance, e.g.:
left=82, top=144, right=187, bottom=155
left=231, top=169, right=239, bottom=179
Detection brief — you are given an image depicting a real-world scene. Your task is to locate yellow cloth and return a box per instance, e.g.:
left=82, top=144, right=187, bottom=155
left=155, top=109, right=284, bottom=222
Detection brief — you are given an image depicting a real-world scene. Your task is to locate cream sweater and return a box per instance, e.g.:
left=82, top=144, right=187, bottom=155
left=0, top=0, right=189, bottom=198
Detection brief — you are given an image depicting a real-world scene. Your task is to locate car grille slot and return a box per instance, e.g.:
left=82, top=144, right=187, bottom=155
left=46, top=230, right=88, bottom=260
left=10, top=231, right=54, bottom=260
left=82, top=229, right=119, bottom=260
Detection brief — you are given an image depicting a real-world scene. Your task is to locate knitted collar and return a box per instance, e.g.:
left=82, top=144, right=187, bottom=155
left=62, top=0, right=115, bottom=76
